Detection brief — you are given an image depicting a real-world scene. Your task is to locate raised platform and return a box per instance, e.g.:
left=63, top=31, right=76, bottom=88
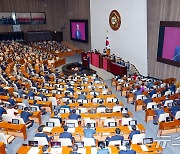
left=62, top=62, right=96, bottom=76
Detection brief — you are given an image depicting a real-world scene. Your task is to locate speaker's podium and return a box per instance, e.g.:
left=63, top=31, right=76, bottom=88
left=81, top=52, right=90, bottom=69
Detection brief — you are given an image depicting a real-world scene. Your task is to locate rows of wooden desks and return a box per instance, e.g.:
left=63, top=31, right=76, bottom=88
left=17, top=141, right=162, bottom=154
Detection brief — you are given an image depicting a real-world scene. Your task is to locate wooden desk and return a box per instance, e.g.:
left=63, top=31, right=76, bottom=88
left=135, top=100, right=145, bottom=111
left=131, top=142, right=163, bottom=154
left=0, top=122, right=27, bottom=140
left=158, top=120, right=180, bottom=136
left=0, top=142, right=6, bottom=154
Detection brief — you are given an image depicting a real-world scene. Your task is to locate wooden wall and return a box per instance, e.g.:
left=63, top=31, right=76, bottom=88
left=147, top=0, right=180, bottom=80
left=0, top=0, right=91, bottom=51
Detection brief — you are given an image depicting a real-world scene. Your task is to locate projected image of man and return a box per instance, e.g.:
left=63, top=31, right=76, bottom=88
left=75, top=24, right=81, bottom=39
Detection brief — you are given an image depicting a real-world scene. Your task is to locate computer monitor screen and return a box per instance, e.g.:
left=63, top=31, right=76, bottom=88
left=106, top=109, right=113, bottom=113
left=74, top=142, right=84, bottom=148
left=51, top=142, right=61, bottom=148
left=59, top=109, right=65, bottom=114
left=129, top=120, right=137, bottom=126
left=166, top=116, right=173, bottom=122
left=67, top=123, right=75, bottom=128
left=98, top=141, right=106, bottom=147
left=30, top=107, right=37, bottom=112
left=46, top=122, right=55, bottom=127
left=121, top=140, right=130, bottom=146
left=12, top=119, right=19, bottom=124
left=28, top=141, right=38, bottom=147
left=143, top=138, right=153, bottom=145
left=87, top=123, right=95, bottom=128
left=108, top=122, right=117, bottom=127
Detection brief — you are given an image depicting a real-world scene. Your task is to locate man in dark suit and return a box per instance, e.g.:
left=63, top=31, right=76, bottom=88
left=84, top=123, right=96, bottom=138
left=128, top=125, right=140, bottom=140
left=34, top=126, right=52, bottom=142
left=59, top=125, right=74, bottom=141
left=153, top=104, right=164, bottom=125
left=20, top=107, right=34, bottom=128
left=170, top=102, right=180, bottom=116
left=68, top=109, right=81, bottom=120
left=27, top=89, right=35, bottom=97
left=0, top=105, right=6, bottom=117
left=75, top=24, right=81, bottom=40
left=106, top=128, right=124, bottom=145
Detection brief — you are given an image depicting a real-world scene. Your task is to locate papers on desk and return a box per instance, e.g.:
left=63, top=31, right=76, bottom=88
left=43, top=127, right=53, bottom=132
left=140, top=145, right=148, bottom=151
left=50, top=148, right=62, bottom=154
left=27, top=147, right=40, bottom=154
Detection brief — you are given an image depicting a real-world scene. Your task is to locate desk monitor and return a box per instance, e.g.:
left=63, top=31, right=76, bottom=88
left=51, top=141, right=61, bottom=148
left=18, top=105, right=24, bottom=110
left=143, top=138, right=153, bottom=145
left=30, top=107, right=37, bottom=112
left=166, top=116, right=173, bottom=122
left=108, top=122, right=117, bottom=127
left=87, top=123, right=96, bottom=128
left=67, top=123, right=75, bottom=128
left=74, top=142, right=84, bottom=148
left=28, top=141, right=38, bottom=147
left=121, top=108, right=128, bottom=113
left=152, top=105, right=157, bottom=109
left=98, top=141, right=106, bottom=147
left=12, top=119, right=19, bottom=124
left=129, top=120, right=137, bottom=126
left=167, top=102, right=173, bottom=107
left=46, top=122, right=55, bottom=127
left=121, top=140, right=130, bottom=146
left=106, top=108, right=113, bottom=113
left=59, top=109, right=65, bottom=114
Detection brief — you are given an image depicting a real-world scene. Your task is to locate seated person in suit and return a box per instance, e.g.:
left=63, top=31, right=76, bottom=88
left=27, top=89, right=35, bottom=97
left=106, top=128, right=124, bottom=145
left=70, top=144, right=80, bottom=154
left=153, top=104, right=164, bottom=125
left=97, top=100, right=106, bottom=108
left=17, top=87, right=26, bottom=98
left=33, top=100, right=46, bottom=115
left=128, top=125, right=140, bottom=140
left=162, top=96, right=170, bottom=106
left=8, top=96, right=16, bottom=107
left=149, top=88, right=157, bottom=97
left=97, top=142, right=109, bottom=154
left=20, top=107, right=34, bottom=128
left=22, top=96, right=29, bottom=107
left=66, top=86, right=74, bottom=94
left=0, top=105, right=6, bottom=117
left=53, top=111, right=62, bottom=123
left=38, top=90, right=47, bottom=99
left=0, top=84, right=7, bottom=95
left=169, top=83, right=176, bottom=93
left=34, top=126, right=52, bottom=142
left=84, top=123, right=96, bottom=138
left=143, top=95, right=152, bottom=107
left=59, top=125, right=74, bottom=141
left=146, top=81, right=154, bottom=89
left=133, top=87, right=142, bottom=99
left=77, top=92, right=87, bottom=99
left=94, top=75, right=101, bottom=82
left=55, top=101, right=70, bottom=112
left=68, top=109, right=81, bottom=120
left=170, top=102, right=180, bottom=117
left=119, top=142, right=136, bottom=154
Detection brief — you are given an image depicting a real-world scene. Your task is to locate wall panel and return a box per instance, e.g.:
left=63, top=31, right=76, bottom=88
left=147, top=0, right=180, bottom=80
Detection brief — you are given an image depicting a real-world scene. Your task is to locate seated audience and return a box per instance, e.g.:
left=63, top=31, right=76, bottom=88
left=20, top=107, right=34, bottom=128
left=84, top=123, right=96, bottom=138
left=70, top=144, right=80, bottom=154
left=35, top=126, right=52, bottom=142
left=153, top=104, right=164, bottom=125
left=170, top=102, right=180, bottom=116
left=119, top=142, right=136, bottom=154
left=97, top=142, right=109, bottom=154
left=22, top=96, right=29, bottom=107
left=68, top=109, right=81, bottom=120
left=59, top=125, right=74, bottom=141
left=128, top=125, right=140, bottom=140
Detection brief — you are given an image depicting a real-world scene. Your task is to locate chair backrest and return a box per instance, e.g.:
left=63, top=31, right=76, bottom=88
left=49, top=118, right=61, bottom=126
left=84, top=119, right=96, bottom=127
left=175, top=111, right=180, bottom=120
left=30, top=105, right=40, bottom=111
left=96, top=107, right=106, bottom=113
left=78, top=107, right=87, bottom=113
left=58, top=138, right=72, bottom=146
left=106, top=98, right=115, bottom=103
left=152, top=94, right=158, bottom=98
left=159, top=113, right=169, bottom=122
left=175, top=87, right=180, bottom=94
left=163, top=100, right=173, bottom=107
left=34, top=137, right=48, bottom=146
left=132, top=133, right=145, bottom=144
left=66, top=119, right=78, bottom=127
left=113, top=105, right=123, bottom=112
left=146, top=102, right=157, bottom=109
left=109, top=140, right=121, bottom=146
left=60, top=107, right=70, bottom=113
left=31, top=87, right=37, bottom=92
left=136, top=95, right=145, bottom=100
left=0, top=133, right=7, bottom=144
left=48, top=97, right=57, bottom=106
left=164, top=91, right=172, bottom=96
left=82, top=138, right=96, bottom=146
left=13, top=92, right=20, bottom=98
left=121, top=117, right=133, bottom=126
left=92, top=98, right=101, bottom=103
left=2, top=114, right=12, bottom=122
